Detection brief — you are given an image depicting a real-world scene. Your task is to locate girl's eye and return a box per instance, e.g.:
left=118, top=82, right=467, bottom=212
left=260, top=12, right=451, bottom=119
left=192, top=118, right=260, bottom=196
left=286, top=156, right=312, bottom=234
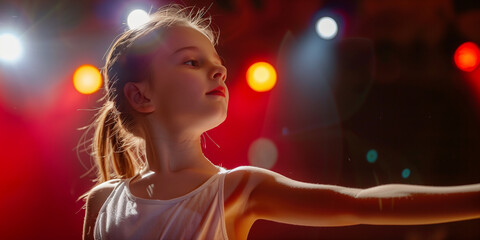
left=184, top=60, right=199, bottom=67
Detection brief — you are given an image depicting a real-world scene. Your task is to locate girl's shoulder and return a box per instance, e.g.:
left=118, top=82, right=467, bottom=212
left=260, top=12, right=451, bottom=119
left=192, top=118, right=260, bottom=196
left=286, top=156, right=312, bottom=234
left=225, top=165, right=278, bottom=181
left=87, top=179, right=122, bottom=203
left=83, top=179, right=123, bottom=238
left=92, top=178, right=122, bottom=190
left=85, top=179, right=122, bottom=217
left=223, top=166, right=278, bottom=199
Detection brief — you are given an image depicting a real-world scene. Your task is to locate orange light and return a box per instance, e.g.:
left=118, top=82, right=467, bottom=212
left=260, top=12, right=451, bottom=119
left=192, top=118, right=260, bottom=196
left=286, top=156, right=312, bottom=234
left=73, top=65, right=102, bottom=94
left=454, top=42, right=480, bottom=72
left=246, top=62, right=277, bottom=92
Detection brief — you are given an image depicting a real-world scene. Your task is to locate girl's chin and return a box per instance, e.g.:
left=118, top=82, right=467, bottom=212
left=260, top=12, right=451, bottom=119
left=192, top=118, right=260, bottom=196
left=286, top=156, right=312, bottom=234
left=204, top=115, right=227, bottom=131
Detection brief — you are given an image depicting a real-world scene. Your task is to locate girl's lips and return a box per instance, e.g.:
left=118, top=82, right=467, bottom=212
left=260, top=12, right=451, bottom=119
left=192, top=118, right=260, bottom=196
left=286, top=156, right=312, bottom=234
left=206, top=86, right=226, bottom=97
left=206, top=91, right=226, bottom=97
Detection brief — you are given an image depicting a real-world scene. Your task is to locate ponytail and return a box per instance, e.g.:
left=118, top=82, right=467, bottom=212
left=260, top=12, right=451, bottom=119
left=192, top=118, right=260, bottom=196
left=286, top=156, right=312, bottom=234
left=92, top=101, right=144, bottom=183
left=77, top=100, right=145, bottom=202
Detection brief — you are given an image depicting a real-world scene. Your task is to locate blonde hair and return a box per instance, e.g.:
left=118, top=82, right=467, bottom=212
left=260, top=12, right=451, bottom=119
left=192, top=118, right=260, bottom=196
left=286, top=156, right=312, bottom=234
left=79, top=4, right=217, bottom=199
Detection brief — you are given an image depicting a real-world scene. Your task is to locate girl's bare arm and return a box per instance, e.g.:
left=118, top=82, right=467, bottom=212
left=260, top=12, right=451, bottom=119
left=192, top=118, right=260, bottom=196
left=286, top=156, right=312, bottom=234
left=237, top=166, right=480, bottom=227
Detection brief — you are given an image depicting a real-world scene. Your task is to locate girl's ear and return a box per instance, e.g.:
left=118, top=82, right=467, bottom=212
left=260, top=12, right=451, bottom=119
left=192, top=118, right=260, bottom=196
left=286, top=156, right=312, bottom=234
left=123, top=82, right=155, bottom=113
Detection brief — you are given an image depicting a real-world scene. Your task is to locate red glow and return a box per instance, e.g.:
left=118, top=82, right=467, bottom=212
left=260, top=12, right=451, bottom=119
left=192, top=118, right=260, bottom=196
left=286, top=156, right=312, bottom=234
left=454, top=42, right=480, bottom=72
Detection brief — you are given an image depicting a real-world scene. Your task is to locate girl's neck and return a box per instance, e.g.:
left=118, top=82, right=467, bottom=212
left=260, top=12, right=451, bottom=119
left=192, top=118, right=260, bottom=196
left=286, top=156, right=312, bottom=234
left=140, top=121, right=217, bottom=174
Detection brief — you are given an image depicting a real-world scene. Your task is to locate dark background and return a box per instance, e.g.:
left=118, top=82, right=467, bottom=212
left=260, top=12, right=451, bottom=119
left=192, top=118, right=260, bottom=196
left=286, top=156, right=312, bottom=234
left=1, top=0, right=480, bottom=239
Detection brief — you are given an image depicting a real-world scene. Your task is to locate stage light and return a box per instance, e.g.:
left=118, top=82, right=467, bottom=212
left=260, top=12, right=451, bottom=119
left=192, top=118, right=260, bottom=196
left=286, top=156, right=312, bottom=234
left=248, top=138, right=278, bottom=169
left=73, top=65, right=102, bottom=94
left=401, top=168, right=411, bottom=179
left=0, top=33, right=22, bottom=62
left=366, top=149, right=378, bottom=163
left=454, top=42, right=480, bottom=72
left=315, top=17, right=338, bottom=40
left=246, top=62, right=277, bottom=92
left=127, top=9, right=150, bottom=29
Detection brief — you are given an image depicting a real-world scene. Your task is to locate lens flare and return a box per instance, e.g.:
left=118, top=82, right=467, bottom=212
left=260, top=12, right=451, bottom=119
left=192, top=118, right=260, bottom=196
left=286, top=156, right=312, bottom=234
left=401, top=168, right=411, bottom=179
left=248, top=138, right=278, bottom=169
left=366, top=149, right=378, bottom=163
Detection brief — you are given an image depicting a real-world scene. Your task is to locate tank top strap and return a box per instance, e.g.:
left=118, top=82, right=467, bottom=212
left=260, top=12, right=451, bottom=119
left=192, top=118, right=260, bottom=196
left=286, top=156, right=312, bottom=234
left=217, top=167, right=230, bottom=240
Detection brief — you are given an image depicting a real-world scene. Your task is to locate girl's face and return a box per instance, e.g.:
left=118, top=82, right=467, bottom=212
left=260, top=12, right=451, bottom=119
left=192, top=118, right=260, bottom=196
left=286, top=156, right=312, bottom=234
left=146, top=25, right=228, bottom=134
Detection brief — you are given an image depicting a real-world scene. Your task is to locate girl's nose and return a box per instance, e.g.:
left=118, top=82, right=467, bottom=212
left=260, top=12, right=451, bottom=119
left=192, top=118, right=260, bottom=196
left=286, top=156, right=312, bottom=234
left=211, top=65, right=227, bottom=82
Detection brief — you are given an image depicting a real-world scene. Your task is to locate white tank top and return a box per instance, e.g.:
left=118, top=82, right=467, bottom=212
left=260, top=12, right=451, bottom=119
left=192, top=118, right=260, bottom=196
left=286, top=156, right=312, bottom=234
left=94, top=169, right=229, bottom=239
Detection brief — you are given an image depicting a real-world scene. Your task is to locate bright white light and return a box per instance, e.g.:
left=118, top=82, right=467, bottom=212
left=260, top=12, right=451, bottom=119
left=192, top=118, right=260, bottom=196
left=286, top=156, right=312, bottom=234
left=315, top=17, right=338, bottom=40
left=0, top=33, right=22, bottom=62
left=127, top=9, right=150, bottom=29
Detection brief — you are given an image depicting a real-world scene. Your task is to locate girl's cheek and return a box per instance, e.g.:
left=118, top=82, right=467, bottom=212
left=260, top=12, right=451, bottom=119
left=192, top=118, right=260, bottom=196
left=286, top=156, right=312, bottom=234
left=181, top=72, right=205, bottom=91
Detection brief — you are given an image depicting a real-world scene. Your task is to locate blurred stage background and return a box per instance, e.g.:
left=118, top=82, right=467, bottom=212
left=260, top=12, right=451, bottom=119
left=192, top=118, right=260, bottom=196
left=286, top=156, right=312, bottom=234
left=1, top=0, right=480, bottom=239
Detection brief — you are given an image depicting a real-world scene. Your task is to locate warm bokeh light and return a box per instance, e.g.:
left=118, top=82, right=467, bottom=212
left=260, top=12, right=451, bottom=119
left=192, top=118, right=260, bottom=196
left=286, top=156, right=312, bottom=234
left=0, top=33, right=22, bottom=62
left=248, top=138, right=278, bottom=169
left=454, top=42, right=480, bottom=72
left=246, top=62, right=277, bottom=92
left=315, top=17, right=338, bottom=40
left=127, top=9, right=150, bottom=29
left=73, top=65, right=102, bottom=94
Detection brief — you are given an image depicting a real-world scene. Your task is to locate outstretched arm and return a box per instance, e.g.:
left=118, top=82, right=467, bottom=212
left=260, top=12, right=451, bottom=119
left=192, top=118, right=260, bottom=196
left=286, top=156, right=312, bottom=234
left=352, top=183, right=480, bottom=225
left=237, top=166, right=480, bottom=227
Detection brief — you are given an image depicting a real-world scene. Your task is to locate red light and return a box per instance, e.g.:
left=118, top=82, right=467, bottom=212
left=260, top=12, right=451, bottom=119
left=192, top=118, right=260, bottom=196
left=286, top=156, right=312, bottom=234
left=454, top=42, right=480, bottom=72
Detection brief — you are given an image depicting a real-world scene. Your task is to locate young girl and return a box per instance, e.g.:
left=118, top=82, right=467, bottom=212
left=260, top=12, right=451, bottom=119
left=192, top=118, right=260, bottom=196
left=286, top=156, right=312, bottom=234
left=82, top=4, right=480, bottom=240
